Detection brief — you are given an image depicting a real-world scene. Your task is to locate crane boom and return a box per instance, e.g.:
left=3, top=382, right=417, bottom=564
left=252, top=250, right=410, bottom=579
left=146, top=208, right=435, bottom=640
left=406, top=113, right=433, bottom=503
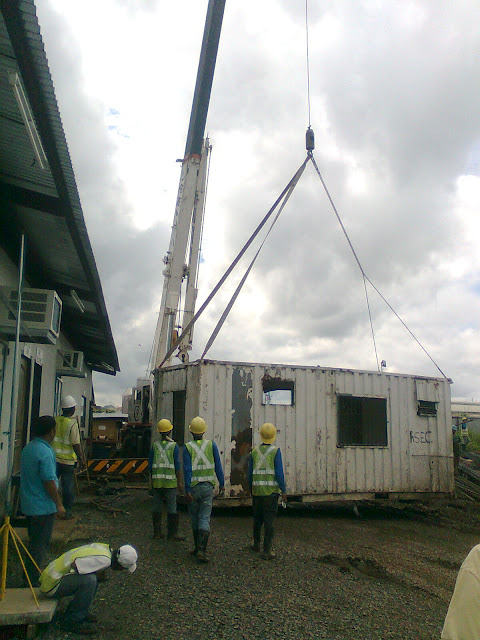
left=150, top=0, right=226, bottom=371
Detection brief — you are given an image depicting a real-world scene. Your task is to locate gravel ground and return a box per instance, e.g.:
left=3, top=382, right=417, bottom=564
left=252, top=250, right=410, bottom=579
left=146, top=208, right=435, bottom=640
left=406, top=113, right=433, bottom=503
left=4, top=490, right=480, bottom=640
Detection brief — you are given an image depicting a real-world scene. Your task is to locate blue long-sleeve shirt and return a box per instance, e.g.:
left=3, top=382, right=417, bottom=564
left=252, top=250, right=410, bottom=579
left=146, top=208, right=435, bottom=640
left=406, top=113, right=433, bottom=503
left=248, top=445, right=286, bottom=494
left=148, top=441, right=180, bottom=473
left=183, top=439, right=224, bottom=493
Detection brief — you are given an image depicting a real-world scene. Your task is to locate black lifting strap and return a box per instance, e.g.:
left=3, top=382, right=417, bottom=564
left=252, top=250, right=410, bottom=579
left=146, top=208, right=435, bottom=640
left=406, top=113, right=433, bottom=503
left=156, top=155, right=311, bottom=370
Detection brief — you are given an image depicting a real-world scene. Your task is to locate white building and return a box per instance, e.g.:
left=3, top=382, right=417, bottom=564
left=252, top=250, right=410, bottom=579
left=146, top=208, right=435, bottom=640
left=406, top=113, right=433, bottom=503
left=0, top=2, right=119, bottom=512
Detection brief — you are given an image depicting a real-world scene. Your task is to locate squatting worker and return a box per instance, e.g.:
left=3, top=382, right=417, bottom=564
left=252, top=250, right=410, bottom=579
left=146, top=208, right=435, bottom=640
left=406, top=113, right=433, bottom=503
left=183, top=416, right=224, bottom=563
left=441, top=542, right=480, bottom=639
left=148, top=418, right=185, bottom=541
left=40, top=542, right=137, bottom=635
left=20, top=415, right=66, bottom=586
left=248, top=422, right=287, bottom=560
left=53, top=395, right=86, bottom=519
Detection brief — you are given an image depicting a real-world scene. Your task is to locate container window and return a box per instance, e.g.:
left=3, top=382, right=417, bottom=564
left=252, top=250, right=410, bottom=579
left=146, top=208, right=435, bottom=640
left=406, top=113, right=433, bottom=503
left=338, top=395, right=387, bottom=446
left=262, top=378, right=294, bottom=406
left=173, top=390, right=186, bottom=445
left=417, top=400, right=437, bottom=417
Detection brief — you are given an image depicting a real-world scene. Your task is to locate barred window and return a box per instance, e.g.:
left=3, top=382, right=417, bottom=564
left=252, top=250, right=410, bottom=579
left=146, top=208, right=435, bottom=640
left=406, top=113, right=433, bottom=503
left=338, top=395, right=387, bottom=446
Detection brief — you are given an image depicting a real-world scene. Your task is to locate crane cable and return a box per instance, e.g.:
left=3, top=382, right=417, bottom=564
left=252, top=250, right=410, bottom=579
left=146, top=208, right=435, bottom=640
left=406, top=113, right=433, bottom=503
left=200, top=5, right=314, bottom=360
left=305, top=0, right=312, bottom=128
left=310, top=154, right=380, bottom=371
left=310, top=154, right=448, bottom=379
left=160, top=2, right=447, bottom=378
left=304, top=0, right=445, bottom=378
left=304, top=0, right=378, bottom=371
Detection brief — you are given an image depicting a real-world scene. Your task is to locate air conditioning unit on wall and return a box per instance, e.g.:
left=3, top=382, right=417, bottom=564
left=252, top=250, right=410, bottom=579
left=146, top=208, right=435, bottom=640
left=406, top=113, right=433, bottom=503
left=0, top=288, right=62, bottom=344
left=57, top=350, right=85, bottom=377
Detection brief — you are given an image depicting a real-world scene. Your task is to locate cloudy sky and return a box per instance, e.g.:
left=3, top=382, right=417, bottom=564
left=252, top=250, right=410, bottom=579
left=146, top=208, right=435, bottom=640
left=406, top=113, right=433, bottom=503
left=34, top=0, right=480, bottom=407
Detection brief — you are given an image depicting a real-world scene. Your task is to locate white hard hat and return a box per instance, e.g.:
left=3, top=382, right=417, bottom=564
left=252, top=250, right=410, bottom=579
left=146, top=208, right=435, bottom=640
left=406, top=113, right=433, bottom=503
left=117, top=544, right=137, bottom=573
left=61, top=395, right=76, bottom=409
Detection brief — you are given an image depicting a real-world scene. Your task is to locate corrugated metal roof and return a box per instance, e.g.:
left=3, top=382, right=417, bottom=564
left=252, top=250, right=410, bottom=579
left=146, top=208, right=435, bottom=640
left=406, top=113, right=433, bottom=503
left=0, top=0, right=119, bottom=375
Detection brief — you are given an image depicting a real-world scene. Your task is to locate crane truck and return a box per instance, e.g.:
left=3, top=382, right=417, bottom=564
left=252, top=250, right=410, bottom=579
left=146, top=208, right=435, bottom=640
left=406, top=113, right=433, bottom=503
left=121, top=0, right=226, bottom=455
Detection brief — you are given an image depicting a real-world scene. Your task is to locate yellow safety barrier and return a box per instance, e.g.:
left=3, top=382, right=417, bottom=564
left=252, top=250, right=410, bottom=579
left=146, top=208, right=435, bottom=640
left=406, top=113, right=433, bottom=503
left=86, top=459, right=148, bottom=475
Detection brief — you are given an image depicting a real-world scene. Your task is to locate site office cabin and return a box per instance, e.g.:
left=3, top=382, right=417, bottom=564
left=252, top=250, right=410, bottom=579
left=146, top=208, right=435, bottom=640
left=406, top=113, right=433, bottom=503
left=153, top=359, right=453, bottom=505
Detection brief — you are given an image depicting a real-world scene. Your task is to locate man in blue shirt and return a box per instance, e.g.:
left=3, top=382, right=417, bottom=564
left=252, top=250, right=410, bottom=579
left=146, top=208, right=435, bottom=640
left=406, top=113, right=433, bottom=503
left=248, top=423, right=287, bottom=560
left=20, top=415, right=65, bottom=585
left=183, top=417, right=224, bottom=563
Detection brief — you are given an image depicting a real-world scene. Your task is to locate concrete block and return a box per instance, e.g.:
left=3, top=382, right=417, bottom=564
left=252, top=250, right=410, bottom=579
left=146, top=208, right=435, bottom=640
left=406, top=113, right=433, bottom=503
left=0, top=588, right=57, bottom=625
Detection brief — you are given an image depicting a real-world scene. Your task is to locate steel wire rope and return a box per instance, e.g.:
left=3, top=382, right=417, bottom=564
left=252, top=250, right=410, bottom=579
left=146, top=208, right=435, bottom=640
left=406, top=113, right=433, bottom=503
left=310, top=153, right=448, bottom=379
left=200, top=162, right=307, bottom=359
left=156, top=156, right=311, bottom=370
left=304, top=1, right=380, bottom=372
left=305, top=0, right=311, bottom=128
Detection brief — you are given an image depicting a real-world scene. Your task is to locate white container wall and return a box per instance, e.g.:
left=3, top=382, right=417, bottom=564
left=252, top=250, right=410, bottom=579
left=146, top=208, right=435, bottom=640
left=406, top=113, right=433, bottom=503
left=154, top=360, right=454, bottom=504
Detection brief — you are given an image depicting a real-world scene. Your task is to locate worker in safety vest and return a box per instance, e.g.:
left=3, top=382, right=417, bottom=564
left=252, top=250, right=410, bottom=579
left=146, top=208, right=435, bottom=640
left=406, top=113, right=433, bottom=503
left=452, top=425, right=461, bottom=474
left=148, top=418, right=185, bottom=541
left=460, top=417, right=470, bottom=452
left=39, top=542, right=137, bottom=635
left=53, top=395, right=85, bottom=519
left=183, top=416, right=224, bottom=563
left=248, top=422, right=287, bottom=560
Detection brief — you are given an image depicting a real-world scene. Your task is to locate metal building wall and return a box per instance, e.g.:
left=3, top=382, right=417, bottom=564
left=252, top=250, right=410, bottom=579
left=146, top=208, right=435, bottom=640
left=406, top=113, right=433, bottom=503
left=154, top=360, right=453, bottom=501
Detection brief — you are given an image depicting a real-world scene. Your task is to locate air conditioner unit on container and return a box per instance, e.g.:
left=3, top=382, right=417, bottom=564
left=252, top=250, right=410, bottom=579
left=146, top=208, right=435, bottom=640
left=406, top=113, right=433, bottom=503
left=57, top=350, right=85, bottom=377
left=0, top=287, right=62, bottom=345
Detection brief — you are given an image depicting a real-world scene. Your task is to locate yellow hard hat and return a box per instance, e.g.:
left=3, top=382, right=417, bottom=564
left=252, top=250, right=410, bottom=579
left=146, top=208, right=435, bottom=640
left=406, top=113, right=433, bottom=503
left=157, top=419, right=173, bottom=433
left=189, top=416, right=207, bottom=434
left=260, top=422, right=276, bottom=444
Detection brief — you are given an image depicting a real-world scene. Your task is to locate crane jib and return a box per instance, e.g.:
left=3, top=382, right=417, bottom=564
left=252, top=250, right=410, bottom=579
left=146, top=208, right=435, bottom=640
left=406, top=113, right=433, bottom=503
left=184, top=0, right=226, bottom=158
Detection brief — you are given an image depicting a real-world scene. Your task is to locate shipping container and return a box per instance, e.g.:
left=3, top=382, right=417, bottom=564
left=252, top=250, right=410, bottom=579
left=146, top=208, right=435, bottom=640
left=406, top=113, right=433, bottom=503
left=153, top=359, right=454, bottom=505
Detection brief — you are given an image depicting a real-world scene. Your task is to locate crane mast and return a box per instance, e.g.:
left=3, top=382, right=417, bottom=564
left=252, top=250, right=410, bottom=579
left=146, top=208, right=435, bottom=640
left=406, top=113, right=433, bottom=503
left=150, top=0, right=225, bottom=371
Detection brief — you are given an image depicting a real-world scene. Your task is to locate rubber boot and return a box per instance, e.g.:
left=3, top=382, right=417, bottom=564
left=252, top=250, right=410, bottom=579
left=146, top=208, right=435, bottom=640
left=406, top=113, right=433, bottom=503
left=167, top=513, right=186, bottom=541
left=152, top=512, right=164, bottom=539
left=196, top=530, right=210, bottom=564
left=250, top=525, right=261, bottom=552
left=261, top=527, right=275, bottom=560
left=190, top=529, right=199, bottom=556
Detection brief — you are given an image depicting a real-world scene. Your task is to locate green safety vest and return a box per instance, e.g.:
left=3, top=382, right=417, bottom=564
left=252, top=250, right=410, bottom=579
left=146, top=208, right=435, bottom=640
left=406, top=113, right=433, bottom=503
left=186, top=439, right=216, bottom=487
left=52, top=416, right=77, bottom=462
left=152, top=440, right=177, bottom=488
left=39, top=543, right=111, bottom=595
left=251, top=444, right=281, bottom=496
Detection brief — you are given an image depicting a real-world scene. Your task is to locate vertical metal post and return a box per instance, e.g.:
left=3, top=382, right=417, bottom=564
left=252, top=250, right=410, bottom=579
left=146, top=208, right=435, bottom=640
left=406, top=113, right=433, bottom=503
left=4, top=233, right=26, bottom=511
left=0, top=517, right=10, bottom=599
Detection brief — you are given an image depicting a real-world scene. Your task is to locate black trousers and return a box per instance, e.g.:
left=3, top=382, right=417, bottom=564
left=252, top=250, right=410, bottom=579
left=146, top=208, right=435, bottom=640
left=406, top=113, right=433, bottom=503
left=56, top=462, right=75, bottom=511
left=252, top=494, right=279, bottom=552
left=23, top=513, right=55, bottom=585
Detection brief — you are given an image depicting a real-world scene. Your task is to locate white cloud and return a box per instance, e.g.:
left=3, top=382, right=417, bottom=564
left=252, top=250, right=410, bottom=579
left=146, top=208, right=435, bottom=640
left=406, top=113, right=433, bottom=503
left=35, top=0, right=480, bottom=406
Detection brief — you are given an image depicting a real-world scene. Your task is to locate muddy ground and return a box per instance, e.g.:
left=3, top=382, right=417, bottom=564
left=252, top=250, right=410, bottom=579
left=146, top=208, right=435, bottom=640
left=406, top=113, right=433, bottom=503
left=4, top=490, right=480, bottom=640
